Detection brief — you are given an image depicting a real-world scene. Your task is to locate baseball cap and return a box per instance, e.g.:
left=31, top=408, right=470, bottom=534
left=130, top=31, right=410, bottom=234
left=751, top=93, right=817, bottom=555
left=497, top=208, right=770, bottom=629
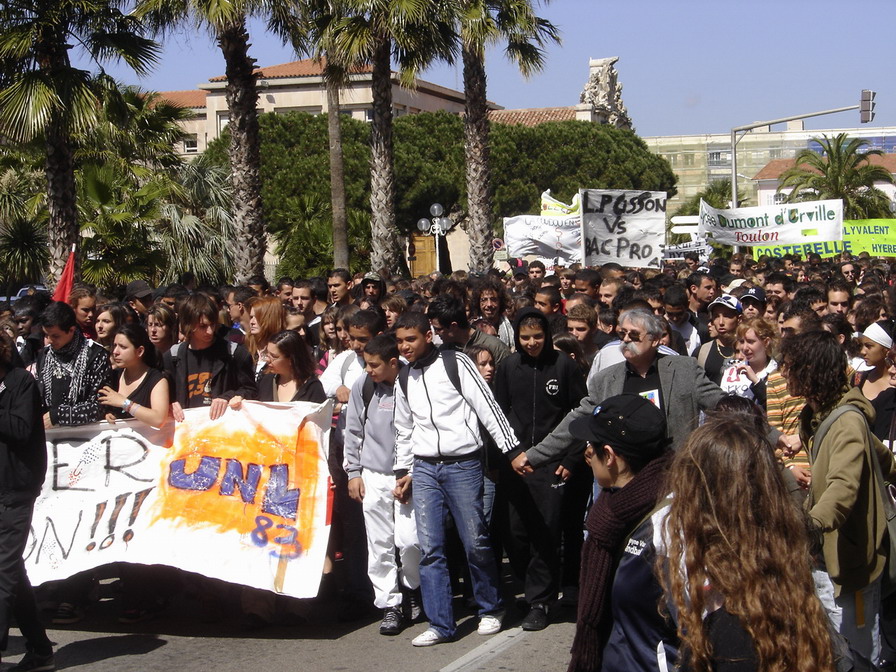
left=740, top=287, right=767, bottom=305
left=362, top=272, right=382, bottom=284
left=125, top=280, right=153, bottom=300
left=569, top=394, right=669, bottom=461
left=722, top=277, right=747, bottom=293
left=708, top=294, right=742, bottom=314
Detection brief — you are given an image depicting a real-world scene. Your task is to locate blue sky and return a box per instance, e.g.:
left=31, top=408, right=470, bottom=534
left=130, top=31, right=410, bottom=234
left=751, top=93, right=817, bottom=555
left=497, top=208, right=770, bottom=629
left=98, top=0, right=894, bottom=138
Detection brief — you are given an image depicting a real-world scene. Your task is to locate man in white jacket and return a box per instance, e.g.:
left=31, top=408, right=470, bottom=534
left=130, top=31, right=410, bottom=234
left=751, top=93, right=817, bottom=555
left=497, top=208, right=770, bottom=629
left=392, top=312, right=518, bottom=647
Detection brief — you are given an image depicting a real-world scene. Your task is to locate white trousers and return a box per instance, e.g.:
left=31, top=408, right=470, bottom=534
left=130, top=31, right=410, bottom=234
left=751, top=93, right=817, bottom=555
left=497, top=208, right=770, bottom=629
left=361, top=469, right=421, bottom=609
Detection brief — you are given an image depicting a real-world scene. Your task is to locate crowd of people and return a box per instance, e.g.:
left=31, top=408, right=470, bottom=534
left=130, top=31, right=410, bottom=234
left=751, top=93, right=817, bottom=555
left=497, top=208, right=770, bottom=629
left=1, top=250, right=896, bottom=670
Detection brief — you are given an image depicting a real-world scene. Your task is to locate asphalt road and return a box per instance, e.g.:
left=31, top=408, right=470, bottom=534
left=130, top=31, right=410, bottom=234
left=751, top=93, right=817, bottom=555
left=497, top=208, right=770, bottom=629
left=6, top=575, right=578, bottom=672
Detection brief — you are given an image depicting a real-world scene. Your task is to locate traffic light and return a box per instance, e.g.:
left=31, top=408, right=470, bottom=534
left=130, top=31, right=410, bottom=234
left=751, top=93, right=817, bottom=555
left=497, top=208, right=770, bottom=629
left=861, top=89, right=876, bottom=123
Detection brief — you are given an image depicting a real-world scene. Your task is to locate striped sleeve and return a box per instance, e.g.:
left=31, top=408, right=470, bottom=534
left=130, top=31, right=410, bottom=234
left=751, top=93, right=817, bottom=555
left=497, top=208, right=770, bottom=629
left=455, top=352, right=518, bottom=453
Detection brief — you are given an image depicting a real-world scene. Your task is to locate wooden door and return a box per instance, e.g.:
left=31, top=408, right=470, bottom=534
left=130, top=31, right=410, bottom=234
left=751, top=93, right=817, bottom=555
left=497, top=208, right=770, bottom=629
left=409, top=233, right=437, bottom=277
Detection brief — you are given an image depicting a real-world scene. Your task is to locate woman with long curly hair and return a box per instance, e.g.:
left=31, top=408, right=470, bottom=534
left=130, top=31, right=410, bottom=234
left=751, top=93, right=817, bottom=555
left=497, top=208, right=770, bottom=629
left=661, top=412, right=837, bottom=672
left=780, top=329, right=896, bottom=669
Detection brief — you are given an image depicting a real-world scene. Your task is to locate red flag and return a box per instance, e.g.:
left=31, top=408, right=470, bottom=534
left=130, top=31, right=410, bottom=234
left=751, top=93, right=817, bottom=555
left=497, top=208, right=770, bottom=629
left=52, top=245, right=76, bottom=302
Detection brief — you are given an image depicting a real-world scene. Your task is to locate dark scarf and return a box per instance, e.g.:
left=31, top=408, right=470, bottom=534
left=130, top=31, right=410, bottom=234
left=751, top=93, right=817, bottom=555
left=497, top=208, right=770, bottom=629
left=568, top=451, right=672, bottom=672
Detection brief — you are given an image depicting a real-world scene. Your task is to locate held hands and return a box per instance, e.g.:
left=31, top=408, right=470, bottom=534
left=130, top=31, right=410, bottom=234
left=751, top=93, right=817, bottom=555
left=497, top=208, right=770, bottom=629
left=777, top=433, right=802, bottom=458
left=393, top=475, right=412, bottom=503
left=512, top=452, right=534, bottom=476
left=228, top=396, right=244, bottom=411
left=789, top=465, right=811, bottom=489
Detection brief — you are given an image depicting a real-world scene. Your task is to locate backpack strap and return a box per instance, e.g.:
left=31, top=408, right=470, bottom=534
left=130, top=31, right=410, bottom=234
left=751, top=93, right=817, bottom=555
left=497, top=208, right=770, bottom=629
left=696, top=341, right=711, bottom=370
left=440, top=348, right=464, bottom=397
left=398, top=364, right=410, bottom=399
left=340, top=351, right=355, bottom=382
left=810, top=405, right=859, bottom=464
left=360, top=374, right=375, bottom=426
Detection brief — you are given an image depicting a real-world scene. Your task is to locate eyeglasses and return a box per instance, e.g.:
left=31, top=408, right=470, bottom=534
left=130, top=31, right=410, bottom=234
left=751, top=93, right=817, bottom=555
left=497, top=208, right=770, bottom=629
left=616, top=329, right=642, bottom=342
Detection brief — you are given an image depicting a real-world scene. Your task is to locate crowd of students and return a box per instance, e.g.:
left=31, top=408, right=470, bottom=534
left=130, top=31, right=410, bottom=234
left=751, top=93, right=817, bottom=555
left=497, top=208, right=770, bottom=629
left=2, top=251, right=896, bottom=670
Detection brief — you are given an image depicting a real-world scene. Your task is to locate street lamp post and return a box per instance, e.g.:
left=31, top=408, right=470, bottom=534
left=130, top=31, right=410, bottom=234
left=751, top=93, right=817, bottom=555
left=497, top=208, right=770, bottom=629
left=417, top=203, right=455, bottom=274
left=730, top=96, right=873, bottom=214
left=728, top=93, right=874, bottom=252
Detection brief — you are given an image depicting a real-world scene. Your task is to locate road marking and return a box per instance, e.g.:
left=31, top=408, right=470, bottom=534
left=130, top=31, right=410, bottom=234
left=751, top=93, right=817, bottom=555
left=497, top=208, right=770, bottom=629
left=440, top=627, right=527, bottom=672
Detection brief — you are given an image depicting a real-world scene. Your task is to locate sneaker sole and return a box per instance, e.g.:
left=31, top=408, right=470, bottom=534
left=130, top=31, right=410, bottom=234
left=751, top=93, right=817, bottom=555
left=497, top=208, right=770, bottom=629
left=412, top=635, right=452, bottom=647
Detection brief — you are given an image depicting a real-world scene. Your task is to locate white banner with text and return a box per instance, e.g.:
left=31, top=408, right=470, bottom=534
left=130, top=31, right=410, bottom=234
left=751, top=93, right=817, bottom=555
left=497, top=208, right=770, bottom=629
left=503, top=215, right=583, bottom=266
left=580, top=189, right=666, bottom=268
left=699, top=199, right=843, bottom=246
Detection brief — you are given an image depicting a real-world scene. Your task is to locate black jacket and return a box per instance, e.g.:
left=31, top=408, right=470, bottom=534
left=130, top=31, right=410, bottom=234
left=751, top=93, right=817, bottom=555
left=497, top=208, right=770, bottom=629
left=494, top=308, right=586, bottom=469
left=0, top=367, right=47, bottom=496
left=163, top=338, right=257, bottom=406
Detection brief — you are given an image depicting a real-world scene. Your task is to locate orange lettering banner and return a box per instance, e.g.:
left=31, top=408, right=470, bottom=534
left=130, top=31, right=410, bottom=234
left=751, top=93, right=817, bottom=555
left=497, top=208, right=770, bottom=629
left=28, top=401, right=332, bottom=599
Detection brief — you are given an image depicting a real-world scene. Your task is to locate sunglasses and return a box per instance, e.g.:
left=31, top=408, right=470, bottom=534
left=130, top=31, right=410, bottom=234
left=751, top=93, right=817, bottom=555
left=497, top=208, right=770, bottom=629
left=616, top=329, right=642, bottom=342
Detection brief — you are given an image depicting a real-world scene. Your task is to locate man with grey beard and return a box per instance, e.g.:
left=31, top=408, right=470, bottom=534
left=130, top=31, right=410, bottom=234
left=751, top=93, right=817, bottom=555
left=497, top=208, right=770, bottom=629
left=512, top=308, right=725, bottom=475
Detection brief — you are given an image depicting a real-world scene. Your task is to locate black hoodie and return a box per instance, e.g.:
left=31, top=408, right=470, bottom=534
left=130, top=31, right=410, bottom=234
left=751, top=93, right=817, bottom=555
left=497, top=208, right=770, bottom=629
left=494, top=308, right=587, bottom=469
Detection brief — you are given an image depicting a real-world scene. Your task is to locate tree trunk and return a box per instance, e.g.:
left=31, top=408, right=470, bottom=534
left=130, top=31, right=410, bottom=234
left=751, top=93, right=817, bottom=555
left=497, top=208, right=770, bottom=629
left=368, top=35, right=401, bottom=276
left=326, top=75, right=350, bottom=269
left=462, top=45, right=494, bottom=274
left=218, top=19, right=265, bottom=283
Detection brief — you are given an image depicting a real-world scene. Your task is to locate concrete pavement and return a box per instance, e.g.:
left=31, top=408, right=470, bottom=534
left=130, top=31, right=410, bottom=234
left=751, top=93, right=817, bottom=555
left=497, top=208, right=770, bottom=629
left=7, top=578, right=577, bottom=671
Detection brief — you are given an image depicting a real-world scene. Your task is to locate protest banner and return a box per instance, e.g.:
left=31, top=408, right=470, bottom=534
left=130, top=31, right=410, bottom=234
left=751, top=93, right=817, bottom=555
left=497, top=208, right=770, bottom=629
left=580, top=189, right=666, bottom=268
left=27, top=400, right=331, bottom=599
left=540, top=190, right=581, bottom=217
left=503, top=214, right=582, bottom=266
left=663, top=240, right=712, bottom=262
left=751, top=219, right=896, bottom=258
left=699, top=199, right=843, bottom=246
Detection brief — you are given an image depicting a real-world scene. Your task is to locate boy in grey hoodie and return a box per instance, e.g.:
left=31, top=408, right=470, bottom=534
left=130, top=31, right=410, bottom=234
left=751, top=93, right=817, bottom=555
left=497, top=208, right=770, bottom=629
left=344, top=334, right=421, bottom=636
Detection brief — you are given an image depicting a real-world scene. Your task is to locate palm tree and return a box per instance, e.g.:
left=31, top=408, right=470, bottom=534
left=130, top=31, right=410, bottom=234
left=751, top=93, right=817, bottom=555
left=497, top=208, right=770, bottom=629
left=779, top=133, right=895, bottom=220
left=282, top=0, right=351, bottom=269
left=332, top=0, right=456, bottom=275
left=135, top=0, right=303, bottom=283
left=459, top=0, right=559, bottom=273
left=0, top=163, right=49, bottom=295
left=0, top=0, right=159, bottom=287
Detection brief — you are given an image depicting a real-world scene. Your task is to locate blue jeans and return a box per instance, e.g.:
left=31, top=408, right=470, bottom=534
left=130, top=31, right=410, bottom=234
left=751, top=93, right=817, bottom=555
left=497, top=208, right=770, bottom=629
left=413, top=457, right=503, bottom=638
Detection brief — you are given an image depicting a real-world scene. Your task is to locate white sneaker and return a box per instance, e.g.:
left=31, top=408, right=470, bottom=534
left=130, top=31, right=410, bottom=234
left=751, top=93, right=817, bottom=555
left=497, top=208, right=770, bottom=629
left=477, top=610, right=504, bottom=635
left=412, top=628, right=452, bottom=647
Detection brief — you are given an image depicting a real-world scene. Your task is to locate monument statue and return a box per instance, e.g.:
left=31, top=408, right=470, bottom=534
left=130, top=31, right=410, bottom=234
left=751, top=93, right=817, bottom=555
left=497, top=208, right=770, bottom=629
left=579, top=57, right=633, bottom=130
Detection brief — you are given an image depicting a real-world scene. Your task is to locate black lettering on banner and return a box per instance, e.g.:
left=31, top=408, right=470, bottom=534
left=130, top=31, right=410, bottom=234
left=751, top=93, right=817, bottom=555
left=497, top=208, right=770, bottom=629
left=602, top=216, right=626, bottom=234
left=51, top=440, right=94, bottom=492
left=34, top=513, right=82, bottom=564
left=104, top=434, right=154, bottom=486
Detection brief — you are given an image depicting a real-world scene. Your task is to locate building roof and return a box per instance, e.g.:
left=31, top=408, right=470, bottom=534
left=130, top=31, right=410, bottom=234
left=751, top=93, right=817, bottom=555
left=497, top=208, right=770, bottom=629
left=754, top=153, right=896, bottom=181
left=489, top=106, right=577, bottom=126
left=208, top=58, right=372, bottom=82
left=158, top=89, right=208, bottom=109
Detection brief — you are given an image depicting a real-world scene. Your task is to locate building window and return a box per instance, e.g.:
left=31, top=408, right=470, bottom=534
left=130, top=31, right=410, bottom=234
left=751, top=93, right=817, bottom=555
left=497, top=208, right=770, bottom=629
left=707, top=151, right=729, bottom=167
left=365, top=109, right=375, bottom=122
left=773, top=192, right=788, bottom=205
left=218, top=113, right=230, bottom=133
left=183, top=135, right=198, bottom=154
